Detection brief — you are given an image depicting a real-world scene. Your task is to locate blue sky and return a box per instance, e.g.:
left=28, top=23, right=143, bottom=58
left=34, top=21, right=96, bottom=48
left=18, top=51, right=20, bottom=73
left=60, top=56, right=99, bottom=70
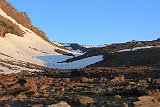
left=7, top=0, right=160, bottom=45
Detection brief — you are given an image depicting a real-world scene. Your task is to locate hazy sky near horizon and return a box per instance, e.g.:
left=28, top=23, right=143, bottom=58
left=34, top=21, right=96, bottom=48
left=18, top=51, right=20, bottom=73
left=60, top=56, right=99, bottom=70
left=7, top=0, right=160, bottom=45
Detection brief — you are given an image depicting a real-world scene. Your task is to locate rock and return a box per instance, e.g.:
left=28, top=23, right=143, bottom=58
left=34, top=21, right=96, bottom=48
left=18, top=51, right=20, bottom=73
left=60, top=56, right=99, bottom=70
left=111, top=76, right=125, bottom=82
left=106, top=87, right=113, bottom=92
left=31, top=104, right=43, bottom=107
left=10, top=83, right=23, bottom=89
left=153, top=78, right=160, bottom=85
left=16, top=79, right=27, bottom=86
left=155, top=89, right=160, bottom=93
left=79, top=96, right=94, bottom=105
left=138, top=96, right=154, bottom=101
left=0, top=95, right=12, bottom=101
left=123, top=103, right=128, bottom=107
left=88, top=103, right=96, bottom=107
left=89, top=86, right=105, bottom=94
left=64, top=78, right=71, bottom=83
left=148, top=91, right=160, bottom=101
left=3, top=104, right=12, bottom=107
left=69, top=69, right=89, bottom=77
left=48, top=101, right=71, bottom=107
left=114, top=95, right=122, bottom=99
left=81, top=77, right=91, bottom=83
left=138, top=80, right=148, bottom=85
left=25, top=79, right=39, bottom=96
left=134, top=96, right=160, bottom=107
left=99, top=77, right=107, bottom=82
left=147, top=78, right=152, bottom=83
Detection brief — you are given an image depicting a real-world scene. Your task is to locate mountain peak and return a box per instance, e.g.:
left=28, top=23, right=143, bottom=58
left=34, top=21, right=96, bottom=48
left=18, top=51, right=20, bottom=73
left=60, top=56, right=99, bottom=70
left=0, top=0, right=49, bottom=42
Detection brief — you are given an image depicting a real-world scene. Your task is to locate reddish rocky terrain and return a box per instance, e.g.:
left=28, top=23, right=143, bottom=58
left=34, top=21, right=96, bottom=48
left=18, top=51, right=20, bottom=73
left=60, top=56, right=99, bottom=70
left=1, top=66, right=160, bottom=107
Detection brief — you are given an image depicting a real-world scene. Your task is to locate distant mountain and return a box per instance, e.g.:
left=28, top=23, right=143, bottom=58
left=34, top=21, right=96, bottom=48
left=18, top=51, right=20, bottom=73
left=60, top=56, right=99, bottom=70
left=155, top=38, right=160, bottom=41
left=63, top=43, right=106, bottom=53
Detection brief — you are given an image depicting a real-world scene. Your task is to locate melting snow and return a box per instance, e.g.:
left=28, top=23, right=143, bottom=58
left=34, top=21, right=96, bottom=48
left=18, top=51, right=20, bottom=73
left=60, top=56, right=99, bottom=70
left=38, top=55, right=103, bottom=69
left=117, top=46, right=154, bottom=52
left=0, top=62, right=41, bottom=74
left=82, top=45, right=106, bottom=48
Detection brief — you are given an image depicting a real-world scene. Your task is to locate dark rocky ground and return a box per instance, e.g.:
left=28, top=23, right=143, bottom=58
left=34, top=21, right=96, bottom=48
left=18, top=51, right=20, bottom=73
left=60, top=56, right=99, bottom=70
left=0, top=66, right=160, bottom=107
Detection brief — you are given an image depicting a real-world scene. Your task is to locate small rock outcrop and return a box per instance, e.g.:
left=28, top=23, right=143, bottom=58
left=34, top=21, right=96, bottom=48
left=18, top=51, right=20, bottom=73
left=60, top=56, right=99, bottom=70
left=79, top=96, right=94, bottom=105
left=48, top=101, right=71, bottom=107
left=134, top=96, right=160, bottom=107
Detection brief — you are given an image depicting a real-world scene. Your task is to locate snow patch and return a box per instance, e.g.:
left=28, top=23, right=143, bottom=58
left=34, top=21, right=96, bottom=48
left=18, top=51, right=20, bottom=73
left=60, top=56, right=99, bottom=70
left=0, top=62, right=41, bottom=74
left=38, top=55, right=103, bottom=69
left=82, top=45, right=106, bottom=48
left=117, top=46, right=154, bottom=52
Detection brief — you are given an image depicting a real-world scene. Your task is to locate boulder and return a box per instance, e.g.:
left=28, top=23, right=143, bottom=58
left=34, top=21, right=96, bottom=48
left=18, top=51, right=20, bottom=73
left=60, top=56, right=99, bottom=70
left=134, top=96, right=160, bottom=107
left=79, top=96, right=94, bottom=105
left=48, top=101, right=71, bottom=107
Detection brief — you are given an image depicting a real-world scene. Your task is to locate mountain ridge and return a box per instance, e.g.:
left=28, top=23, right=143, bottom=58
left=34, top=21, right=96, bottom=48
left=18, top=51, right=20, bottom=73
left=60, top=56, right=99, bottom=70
left=0, top=0, right=48, bottom=41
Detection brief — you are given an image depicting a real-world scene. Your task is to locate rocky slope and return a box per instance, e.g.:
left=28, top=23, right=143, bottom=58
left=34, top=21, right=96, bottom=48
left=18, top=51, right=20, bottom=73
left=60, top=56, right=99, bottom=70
left=0, top=0, right=47, bottom=41
left=1, top=66, right=160, bottom=107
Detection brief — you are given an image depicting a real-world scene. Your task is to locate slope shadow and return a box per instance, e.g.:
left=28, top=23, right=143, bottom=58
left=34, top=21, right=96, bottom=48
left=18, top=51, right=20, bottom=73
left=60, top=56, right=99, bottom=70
left=36, top=55, right=73, bottom=68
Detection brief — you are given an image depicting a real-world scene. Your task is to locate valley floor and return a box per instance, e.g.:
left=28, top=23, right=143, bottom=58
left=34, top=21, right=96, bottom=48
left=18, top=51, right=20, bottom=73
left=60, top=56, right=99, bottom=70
left=1, top=66, right=160, bottom=107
